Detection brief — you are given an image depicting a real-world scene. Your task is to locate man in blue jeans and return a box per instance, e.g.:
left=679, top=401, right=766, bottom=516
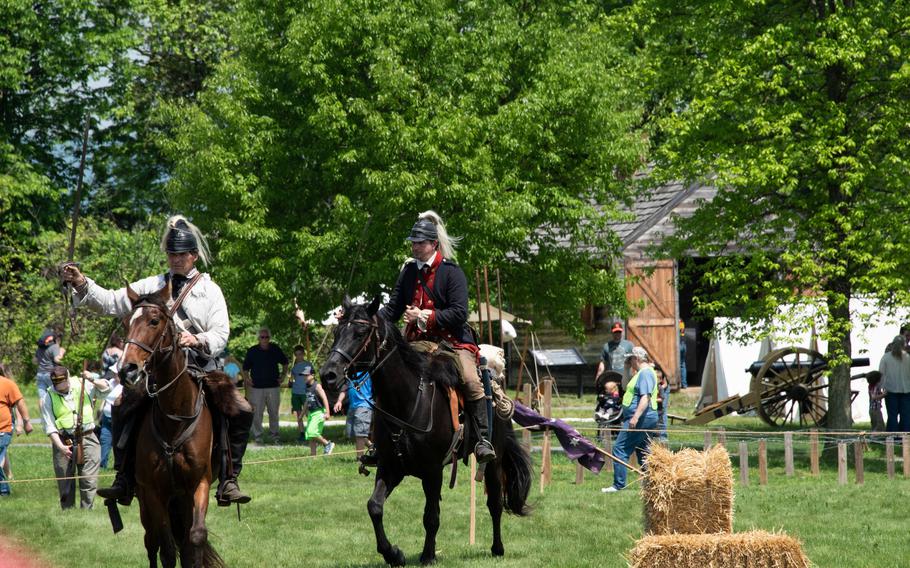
left=602, top=346, right=659, bottom=492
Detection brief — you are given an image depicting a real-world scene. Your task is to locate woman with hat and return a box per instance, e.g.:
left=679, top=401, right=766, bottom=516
left=601, top=345, right=659, bottom=493
left=61, top=215, right=253, bottom=506
left=371, top=210, right=496, bottom=464
left=40, top=365, right=107, bottom=508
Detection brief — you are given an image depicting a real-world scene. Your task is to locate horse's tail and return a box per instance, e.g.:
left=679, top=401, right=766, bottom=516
left=495, top=419, right=532, bottom=516
left=202, top=543, right=226, bottom=568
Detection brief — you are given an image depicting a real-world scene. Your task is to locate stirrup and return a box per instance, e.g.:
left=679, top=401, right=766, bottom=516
left=217, top=479, right=251, bottom=507
left=360, top=445, right=379, bottom=467
left=97, top=474, right=134, bottom=506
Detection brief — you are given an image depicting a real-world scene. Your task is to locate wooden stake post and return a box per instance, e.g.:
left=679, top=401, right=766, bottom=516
left=809, top=429, right=820, bottom=476
left=540, top=379, right=553, bottom=492
left=739, top=441, right=749, bottom=486
left=521, top=384, right=532, bottom=450
left=837, top=442, right=847, bottom=485
left=469, top=455, right=476, bottom=545
left=603, top=431, right=613, bottom=473
left=886, top=437, right=895, bottom=479
left=903, top=434, right=910, bottom=478
left=758, top=439, right=768, bottom=485
left=854, top=442, right=864, bottom=485
left=784, top=432, right=794, bottom=476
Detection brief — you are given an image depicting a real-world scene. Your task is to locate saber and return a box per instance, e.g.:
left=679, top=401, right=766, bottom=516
left=60, top=117, right=91, bottom=345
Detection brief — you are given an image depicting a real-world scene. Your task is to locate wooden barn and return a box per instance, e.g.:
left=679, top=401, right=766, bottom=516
left=509, top=179, right=716, bottom=395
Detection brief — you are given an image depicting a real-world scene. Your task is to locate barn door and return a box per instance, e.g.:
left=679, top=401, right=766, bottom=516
left=625, top=259, right=680, bottom=387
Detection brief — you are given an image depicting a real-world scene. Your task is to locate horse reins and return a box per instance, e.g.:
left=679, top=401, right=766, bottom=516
left=337, top=315, right=435, bottom=434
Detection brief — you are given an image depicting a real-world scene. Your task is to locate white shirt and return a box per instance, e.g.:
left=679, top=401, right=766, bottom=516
left=414, top=251, right=439, bottom=271
left=74, top=269, right=230, bottom=356
left=101, top=379, right=123, bottom=419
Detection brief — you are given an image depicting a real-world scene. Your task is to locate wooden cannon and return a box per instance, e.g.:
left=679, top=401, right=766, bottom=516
left=686, top=347, right=871, bottom=427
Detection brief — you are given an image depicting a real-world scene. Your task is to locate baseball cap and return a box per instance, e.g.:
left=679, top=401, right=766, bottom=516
left=301, top=364, right=314, bottom=375
left=611, top=322, right=623, bottom=333
left=625, top=346, right=649, bottom=361
left=50, top=365, right=69, bottom=382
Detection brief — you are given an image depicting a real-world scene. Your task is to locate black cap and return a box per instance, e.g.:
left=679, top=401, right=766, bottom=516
left=406, top=218, right=438, bottom=242
left=165, top=220, right=198, bottom=253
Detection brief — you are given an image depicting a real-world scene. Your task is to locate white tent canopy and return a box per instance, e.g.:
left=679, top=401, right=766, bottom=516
left=700, top=298, right=910, bottom=423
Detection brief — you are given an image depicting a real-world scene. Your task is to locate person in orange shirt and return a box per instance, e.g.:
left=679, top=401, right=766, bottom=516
left=0, top=363, right=34, bottom=496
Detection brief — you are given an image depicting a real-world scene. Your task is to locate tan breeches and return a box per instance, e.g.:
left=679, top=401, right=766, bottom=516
left=456, top=349, right=485, bottom=401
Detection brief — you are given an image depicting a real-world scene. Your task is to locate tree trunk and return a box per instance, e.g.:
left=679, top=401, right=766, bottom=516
left=825, top=281, right=853, bottom=430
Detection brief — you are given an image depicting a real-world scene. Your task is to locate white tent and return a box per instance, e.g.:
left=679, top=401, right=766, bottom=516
left=707, top=298, right=910, bottom=424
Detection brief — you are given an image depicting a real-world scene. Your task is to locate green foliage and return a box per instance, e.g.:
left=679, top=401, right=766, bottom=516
left=0, top=217, right=163, bottom=380
left=161, top=0, right=646, bottom=339
left=637, top=0, right=910, bottom=427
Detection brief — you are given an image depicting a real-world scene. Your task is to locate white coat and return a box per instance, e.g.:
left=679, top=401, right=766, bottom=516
left=74, top=269, right=229, bottom=356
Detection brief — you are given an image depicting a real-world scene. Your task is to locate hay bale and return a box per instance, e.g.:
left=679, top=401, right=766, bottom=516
left=642, top=444, right=733, bottom=535
left=628, top=531, right=811, bottom=568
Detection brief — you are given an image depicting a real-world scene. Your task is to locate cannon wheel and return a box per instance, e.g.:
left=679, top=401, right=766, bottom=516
left=750, top=347, right=829, bottom=427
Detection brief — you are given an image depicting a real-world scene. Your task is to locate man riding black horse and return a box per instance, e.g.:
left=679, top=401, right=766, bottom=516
left=362, top=210, right=496, bottom=465
left=62, top=215, right=253, bottom=506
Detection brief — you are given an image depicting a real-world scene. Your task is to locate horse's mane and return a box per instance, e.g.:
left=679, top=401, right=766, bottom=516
left=348, top=305, right=460, bottom=389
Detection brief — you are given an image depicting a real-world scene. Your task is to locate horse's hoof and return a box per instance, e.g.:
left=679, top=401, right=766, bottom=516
left=386, top=546, right=406, bottom=567
left=420, top=552, right=437, bottom=565
left=491, top=543, right=505, bottom=557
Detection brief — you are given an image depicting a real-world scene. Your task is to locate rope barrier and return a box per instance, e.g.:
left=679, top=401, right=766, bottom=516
left=6, top=426, right=906, bottom=486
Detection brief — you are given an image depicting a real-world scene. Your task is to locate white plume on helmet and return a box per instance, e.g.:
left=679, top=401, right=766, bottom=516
left=160, top=214, right=212, bottom=266
left=417, top=210, right=461, bottom=261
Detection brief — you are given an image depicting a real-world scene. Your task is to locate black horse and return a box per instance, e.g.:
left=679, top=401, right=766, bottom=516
left=319, top=297, right=532, bottom=566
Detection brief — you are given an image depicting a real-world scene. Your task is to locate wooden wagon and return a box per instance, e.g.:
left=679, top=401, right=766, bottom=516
left=685, top=347, right=872, bottom=427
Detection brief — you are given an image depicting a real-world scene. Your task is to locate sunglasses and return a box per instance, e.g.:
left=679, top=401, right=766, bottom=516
left=259, top=335, right=270, bottom=339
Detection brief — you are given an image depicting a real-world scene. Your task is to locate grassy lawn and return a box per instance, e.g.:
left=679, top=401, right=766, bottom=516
left=3, top=383, right=907, bottom=567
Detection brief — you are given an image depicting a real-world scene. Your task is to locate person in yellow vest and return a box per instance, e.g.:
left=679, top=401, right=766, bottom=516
left=40, top=365, right=109, bottom=509
left=601, top=346, right=659, bottom=492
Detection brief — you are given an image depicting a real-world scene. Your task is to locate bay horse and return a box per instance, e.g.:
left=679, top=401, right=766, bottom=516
left=120, top=283, right=224, bottom=568
left=319, top=296, right=532, bottom=566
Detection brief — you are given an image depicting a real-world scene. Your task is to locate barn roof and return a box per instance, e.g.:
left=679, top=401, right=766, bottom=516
left=613, top=177, right=717, bottom=258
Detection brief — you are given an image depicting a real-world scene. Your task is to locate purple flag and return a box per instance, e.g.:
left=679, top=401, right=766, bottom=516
left=511, top=402, right=606, bottom=474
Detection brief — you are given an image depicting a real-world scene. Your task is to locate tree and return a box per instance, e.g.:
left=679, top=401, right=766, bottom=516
left=638, top=0, right=910, bottom=428
left=162, top=0, right=647, bottom=338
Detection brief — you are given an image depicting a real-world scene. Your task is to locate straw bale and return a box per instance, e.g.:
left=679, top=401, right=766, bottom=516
left=642, top=444, right=733, bottom=535
left=628, top=531, right=811, bottom=568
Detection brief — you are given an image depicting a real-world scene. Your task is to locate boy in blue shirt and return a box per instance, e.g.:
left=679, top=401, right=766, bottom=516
left=289, top=346, right=312, bottom=442
left=333, top=372, right=373, bottom=458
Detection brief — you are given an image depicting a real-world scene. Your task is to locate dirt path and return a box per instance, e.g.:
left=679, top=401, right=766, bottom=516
left=0, top=533, right=51, bottom=568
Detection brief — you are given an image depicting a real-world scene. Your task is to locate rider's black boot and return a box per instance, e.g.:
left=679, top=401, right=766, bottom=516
left=217, top=408, right=252, bottom=506
left=97, top=403, right=135, bottom=506
left=466, top=398, right=496, bottom=464
left=360, top=442, right=379, bottom=467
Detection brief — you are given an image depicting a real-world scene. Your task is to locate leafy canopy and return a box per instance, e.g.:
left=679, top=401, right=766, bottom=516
left=638, top=0, right=910, bottom=427
left=163, top=0, right=647, bottom=338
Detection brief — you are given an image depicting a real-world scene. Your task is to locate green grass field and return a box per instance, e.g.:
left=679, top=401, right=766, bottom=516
left=3, top=384, right=908, bottom=567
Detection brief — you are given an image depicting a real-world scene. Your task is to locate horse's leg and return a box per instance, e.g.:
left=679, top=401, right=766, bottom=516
left=189, top=478, right=211, bottom=568
left=419, top=471, right=443, bottom=565
left=138, top=489, right=172, bottom=568
left=368, top=470, right=405, bottom=566
left=485, top=461, right=505, bottom=557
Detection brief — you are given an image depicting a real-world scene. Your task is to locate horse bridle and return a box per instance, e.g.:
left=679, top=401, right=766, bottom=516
left=331, top=314, right=435, bottom=434
left=124, top=302, right=189, bottom=397
left=331, top=315, right=394, bottom=375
